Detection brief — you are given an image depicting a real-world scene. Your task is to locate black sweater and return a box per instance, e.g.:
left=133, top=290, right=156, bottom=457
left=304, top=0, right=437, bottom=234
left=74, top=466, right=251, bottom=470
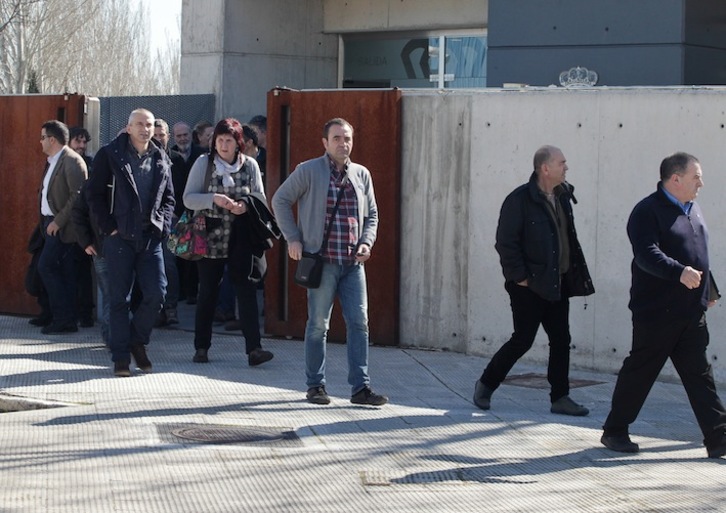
left=628, top=183, right=710, bottom=321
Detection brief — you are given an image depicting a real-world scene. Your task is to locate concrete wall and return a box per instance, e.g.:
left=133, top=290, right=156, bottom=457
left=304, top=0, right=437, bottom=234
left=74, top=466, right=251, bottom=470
left=400, top=87, right=726, bottom=383
left=323, top=0, right=487, bottom=33
left=181, top=0, right=338, bottom=120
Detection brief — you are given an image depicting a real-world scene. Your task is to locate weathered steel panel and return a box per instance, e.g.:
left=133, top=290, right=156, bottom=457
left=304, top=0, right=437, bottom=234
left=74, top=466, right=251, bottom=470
left=265, top=89, right=401, bottom=346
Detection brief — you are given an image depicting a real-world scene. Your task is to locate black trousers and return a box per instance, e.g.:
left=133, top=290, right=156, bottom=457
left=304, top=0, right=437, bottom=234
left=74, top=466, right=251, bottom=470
left=603, top=313, right=726, bottom=448
left=77, top=252, right=95, bottom=320
left=194, top=257, right=261, bottom=354
left=480, top=281, right=572, bottom=402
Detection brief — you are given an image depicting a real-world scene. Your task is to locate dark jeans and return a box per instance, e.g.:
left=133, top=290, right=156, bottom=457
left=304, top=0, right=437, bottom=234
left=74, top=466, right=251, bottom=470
left=162, top=236, right=179, bottom=309
left=195, top=258, right=261, bottom=354
left=38, top=225, right=79, bottom=326
left=480, top=281, right=571, bottom=402
left=77, top=252, right=94, bottom=321
left=603, top=313, right=726, bottom=447
left=104, top=234, right=166, bottom=363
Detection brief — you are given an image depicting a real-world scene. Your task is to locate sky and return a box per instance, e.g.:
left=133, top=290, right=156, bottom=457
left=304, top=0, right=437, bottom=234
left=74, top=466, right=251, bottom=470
left=142, top=0, right=182, bottom=55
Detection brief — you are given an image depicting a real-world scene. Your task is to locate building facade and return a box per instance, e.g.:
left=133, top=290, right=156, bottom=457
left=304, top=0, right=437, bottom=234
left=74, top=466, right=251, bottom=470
left=181, top=0, right=726, bottom=119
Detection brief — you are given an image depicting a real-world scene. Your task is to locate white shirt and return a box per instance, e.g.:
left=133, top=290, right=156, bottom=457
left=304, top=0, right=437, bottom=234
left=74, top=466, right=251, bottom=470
left=40, top=149, right=63, bottom=216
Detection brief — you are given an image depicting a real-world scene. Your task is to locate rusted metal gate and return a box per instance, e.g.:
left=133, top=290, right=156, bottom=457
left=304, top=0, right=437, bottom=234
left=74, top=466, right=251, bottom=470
left=264, top=89, right=401, bottom=346
left=0, top=94, right=90, bottom=315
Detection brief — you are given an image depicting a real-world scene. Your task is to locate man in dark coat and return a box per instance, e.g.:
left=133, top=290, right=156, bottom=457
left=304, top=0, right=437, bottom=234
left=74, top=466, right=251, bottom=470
left=601, top=152, right=726, bottom=458
left=86, top=108, right=175, bottom=377
left=473, top=145, right=594, bottom=416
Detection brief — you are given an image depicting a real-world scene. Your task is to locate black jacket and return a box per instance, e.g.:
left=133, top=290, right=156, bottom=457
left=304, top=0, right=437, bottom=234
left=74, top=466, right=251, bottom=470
left=228, top=192, right=281, bottom=284
left=87, top=134, right=175, bottom=241
left=627, top=183, right=710, bottom=321
left=495, top=172, right=594, bottom=301
left=71, top=181, right=103, bottom=253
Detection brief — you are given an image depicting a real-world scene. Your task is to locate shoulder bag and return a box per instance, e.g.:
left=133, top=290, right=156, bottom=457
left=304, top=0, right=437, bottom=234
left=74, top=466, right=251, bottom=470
left=294, top=176, right=348, bottom=288
left=166, top=157, right=215, bottom=260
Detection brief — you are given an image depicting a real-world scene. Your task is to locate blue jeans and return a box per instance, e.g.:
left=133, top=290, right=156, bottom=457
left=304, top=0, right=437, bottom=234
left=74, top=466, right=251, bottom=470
left=92, top=255, right=111, bottom=344
left=38, top=227, right=79, bottom=326
left=305, top=262, right=370, bottom=394
left=103, top=234, right=166, bottom=363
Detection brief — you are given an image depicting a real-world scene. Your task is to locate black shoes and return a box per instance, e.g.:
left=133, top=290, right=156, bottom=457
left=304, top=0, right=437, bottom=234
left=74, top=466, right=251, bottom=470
left=601, top=434, right=639, bottom=453
left=130, top=344, right=152, bottom=373
left=41, top=322, right=78, bottom=335
left=351, top=386, right=388, bottom=406
left=193, top=348, right=209, bottom=363
left=248, top=348, right=274, bottom=366
left=214, top=309, right=235, bottom=323
left=473, top=380, right=493, bottom=410
left=706, top=437, right=726, bottom=459
left=224, top=319, right=242, bottom=331
left=114, top=361, right=131, bottom=378
left=306, top=386, right=331, bottom=405
left=28, top=316, right=52, bottom=327
left=550, top=396, right=589, bottom=416
left=305, top=386, right=387, bottom=406
left=79, top=316, right=94, bottom=328
left=165, top=308, right=179, bottom=325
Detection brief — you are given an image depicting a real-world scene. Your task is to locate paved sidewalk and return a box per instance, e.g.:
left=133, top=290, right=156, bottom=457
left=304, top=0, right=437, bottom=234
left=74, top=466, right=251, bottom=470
left=1, top=308, right=724, bottom=513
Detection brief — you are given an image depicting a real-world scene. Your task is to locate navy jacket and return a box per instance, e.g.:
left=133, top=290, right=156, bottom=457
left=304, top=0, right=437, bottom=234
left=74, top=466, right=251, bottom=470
left=495, top=172, right=594, bottom=301
left=87, top=134, right=175, bottom=241
left=628, top=183, right=711, bottom=321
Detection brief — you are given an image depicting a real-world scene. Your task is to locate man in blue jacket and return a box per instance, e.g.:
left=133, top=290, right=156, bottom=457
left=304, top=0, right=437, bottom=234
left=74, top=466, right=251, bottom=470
left=87, top=109, right=175, bottom=377
left=601, top=152, right=726, bottom=458
left=474, top=145, right=594, bottom=416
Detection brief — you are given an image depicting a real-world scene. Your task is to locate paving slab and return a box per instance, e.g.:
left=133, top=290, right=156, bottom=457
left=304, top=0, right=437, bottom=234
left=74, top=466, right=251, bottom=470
left=1, top=307, right=725, bottom=513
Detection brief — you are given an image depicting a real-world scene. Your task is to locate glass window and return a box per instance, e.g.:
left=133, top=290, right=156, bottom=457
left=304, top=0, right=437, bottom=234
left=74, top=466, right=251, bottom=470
left=343, top=33, right=486, bottom=89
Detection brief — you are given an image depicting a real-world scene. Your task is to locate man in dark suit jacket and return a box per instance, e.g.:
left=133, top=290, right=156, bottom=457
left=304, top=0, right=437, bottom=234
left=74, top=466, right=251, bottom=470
left=37, top=120, right=88, bottom=334
left=153, top=118, right=186, bottom=325
left=69, top=126, right=95, bottom=327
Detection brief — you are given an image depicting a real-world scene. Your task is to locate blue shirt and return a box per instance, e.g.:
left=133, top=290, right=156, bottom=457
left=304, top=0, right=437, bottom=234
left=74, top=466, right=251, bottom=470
left=661, top=184, right=692, bottom=215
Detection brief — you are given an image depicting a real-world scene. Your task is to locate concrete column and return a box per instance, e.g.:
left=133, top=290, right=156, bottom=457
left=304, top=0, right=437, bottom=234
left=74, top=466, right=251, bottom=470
left=181, top=0, right=338, bottom=122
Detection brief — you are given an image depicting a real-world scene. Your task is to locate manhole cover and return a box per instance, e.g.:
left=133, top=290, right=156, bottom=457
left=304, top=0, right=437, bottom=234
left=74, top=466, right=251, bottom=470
left=503, top=373, right=603, bottom=389
left=158, top=423, right=302, bottom=447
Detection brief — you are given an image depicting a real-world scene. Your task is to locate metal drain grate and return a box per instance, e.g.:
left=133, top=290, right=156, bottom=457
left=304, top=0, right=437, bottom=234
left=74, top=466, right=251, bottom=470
left=361, top=469, right=535, bottom=486
left=157, top=423, right=303, bottom=447
left=503, top=373, right=603, bottom=390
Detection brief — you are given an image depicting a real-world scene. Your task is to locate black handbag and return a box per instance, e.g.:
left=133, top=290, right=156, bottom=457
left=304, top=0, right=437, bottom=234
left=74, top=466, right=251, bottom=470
left=293, top=176, right=348, bottom=289
left=294, top=251, right=324, bottom=288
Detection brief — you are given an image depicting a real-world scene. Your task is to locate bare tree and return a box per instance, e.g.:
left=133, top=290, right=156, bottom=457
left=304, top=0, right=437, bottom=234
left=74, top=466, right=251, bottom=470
left=0, top=0, right=179, bottom=95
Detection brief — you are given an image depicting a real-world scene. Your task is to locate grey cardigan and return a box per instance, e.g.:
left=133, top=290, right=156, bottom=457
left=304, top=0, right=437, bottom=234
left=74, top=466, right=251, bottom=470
left=271, top=154, right=378, bottom=254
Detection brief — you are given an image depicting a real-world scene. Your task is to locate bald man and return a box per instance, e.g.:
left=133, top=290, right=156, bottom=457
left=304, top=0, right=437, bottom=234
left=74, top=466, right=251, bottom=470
left=87, top=109, right=175, bottom=377
left=473, top=145, right=594, bottom=416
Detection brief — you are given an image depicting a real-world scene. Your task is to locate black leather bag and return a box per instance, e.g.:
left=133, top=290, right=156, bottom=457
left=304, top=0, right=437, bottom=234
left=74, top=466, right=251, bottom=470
left=294, top=252, right=323, bottom=289
left=293, top=176, right=348, bottom=289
